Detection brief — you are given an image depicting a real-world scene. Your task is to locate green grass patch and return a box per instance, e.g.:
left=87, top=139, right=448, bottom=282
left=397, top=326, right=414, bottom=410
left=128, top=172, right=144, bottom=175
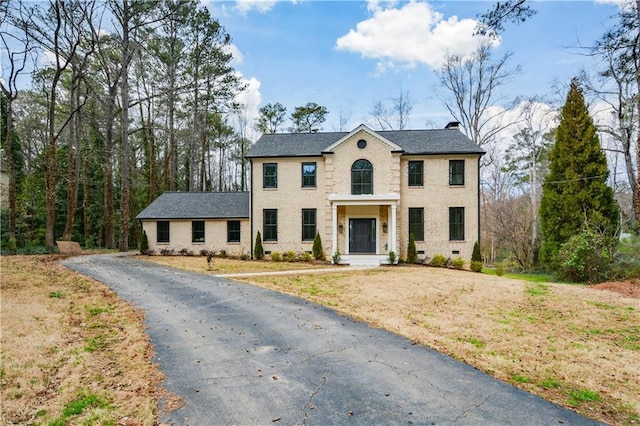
left=541, top=377, right=561, bottom=389
left=86, top=305, right=113, bottom=316
left=84, top=335, right=108, bottom=353
left=49, top=392, right=109, bottom=426
left=484, top=268, right=552, bottom=283
left=459, top=337, right=485, bottom=349
left=48, top=291, right=63, bottom=299
left=512, top=374, right=532, bottom=384
left=526, top=283, right=550, bottom=296
left=567, top=388, right=602, bottom=406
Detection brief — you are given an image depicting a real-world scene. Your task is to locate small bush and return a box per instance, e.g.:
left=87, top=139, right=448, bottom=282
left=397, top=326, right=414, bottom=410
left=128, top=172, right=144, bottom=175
left=240, top=252, right=250, bottom=261
left=472, top=241, right=482, bottom=263
left=430, top=254, right=447, bottom=268
left=284, top=250, right=298, bottom=262
left=388, top=250, right=397, bottom=265
left=179, top=248, right=194, bottom=256
left=271, top=251, right=282, bottom=262
left=470, top=260, right=483, bottom=272
left=312, top=232, right=325, bottom=260
left=139, top=231, right=149, bottom=254
left=300, top=251, right=312, bottom=262
left=219, top=250, right=228, bottom=258
left=160, top=248, right=174, bottom=256
left=556, top=227, right=615, bottom=283
left=199, top=249, right=213, bottom=257
left=407, top=233, right=418, bottom=263
left=452, top=257, right=465, bottom=269
left=332, top=250, right=341, bottom=265
left=254, top=231, right=264, bottom=260
left=495, top=262, right=506, bottom=276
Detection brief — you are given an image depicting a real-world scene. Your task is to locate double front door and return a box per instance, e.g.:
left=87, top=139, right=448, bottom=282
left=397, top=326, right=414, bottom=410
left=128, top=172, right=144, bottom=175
left=349, top=218, right=376, bottom=254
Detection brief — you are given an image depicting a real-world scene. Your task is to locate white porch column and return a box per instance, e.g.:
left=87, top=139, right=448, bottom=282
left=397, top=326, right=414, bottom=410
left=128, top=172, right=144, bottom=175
left=332, top=203, right=338, bottom=257
left=390, top=202, right=397, bottom=255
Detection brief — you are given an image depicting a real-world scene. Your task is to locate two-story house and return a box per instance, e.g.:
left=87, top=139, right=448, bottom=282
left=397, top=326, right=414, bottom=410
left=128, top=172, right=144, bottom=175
left=136, top=123, right=484, bottom=265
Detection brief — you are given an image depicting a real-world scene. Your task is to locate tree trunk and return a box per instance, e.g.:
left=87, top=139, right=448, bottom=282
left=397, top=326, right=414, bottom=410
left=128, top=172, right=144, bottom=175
left=118, top=0, right=131, bottom=252
left=63, top=67, right=81, bottom=241
left=4, top=96, right=17, bottom=242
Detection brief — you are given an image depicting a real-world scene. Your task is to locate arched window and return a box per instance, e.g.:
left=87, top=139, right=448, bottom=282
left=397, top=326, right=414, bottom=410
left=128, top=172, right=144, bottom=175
left=351, top=159, right=373, bottom=195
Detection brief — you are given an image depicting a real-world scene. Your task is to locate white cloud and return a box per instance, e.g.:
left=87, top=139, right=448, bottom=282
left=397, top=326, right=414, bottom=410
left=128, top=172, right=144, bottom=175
left=223, top=44, right=243, bottom=66
left=336, top=1, right=499, bottom=71
left=234, top=75, right=262, bottom=136
left=234, top=0, right=277, bottom=14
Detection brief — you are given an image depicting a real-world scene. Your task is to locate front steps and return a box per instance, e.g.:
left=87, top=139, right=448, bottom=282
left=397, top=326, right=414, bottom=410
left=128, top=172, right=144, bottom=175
left=340, top=254, right=389, bottom=266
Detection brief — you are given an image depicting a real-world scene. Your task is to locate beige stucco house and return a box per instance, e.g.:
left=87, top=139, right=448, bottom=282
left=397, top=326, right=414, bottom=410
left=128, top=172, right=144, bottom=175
left=136, top=123, right=484, bottom=265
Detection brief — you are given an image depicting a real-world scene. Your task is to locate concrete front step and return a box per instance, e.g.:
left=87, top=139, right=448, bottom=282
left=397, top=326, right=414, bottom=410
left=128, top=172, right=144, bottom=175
left=340, top=255, right=388, bottom=266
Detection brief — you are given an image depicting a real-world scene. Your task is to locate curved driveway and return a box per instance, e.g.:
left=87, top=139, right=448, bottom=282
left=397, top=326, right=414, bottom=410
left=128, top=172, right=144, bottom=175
left=62, top=254, right=601, bottom=425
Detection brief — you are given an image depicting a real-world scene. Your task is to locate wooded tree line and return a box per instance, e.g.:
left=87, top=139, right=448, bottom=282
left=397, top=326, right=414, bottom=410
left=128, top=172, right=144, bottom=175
left=1, top=0, right=250, bottom=252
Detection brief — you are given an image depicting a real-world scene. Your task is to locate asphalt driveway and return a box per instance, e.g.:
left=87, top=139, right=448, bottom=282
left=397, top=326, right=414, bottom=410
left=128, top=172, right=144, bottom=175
left=62, top=254, right=601, bottom=425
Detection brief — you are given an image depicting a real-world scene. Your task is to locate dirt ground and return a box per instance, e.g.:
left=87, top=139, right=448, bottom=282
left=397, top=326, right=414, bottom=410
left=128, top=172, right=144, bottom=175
left=139, top=256, right=640, bottom=425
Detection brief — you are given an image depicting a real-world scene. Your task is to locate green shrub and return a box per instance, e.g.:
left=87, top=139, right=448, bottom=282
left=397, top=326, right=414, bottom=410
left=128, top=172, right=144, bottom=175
left=284, top=250, right=298, bottom=262
left=300, top=251, right=312, bottom=262
left=407, top=233, right=418, bottom=263
left=139, top=231, right=149, bottom=255
left=254, top=231, right=264, bottom=260
left=472, top=241, right=482, bottom=262
left=271, top=251, right=282, bottom=262
left=239, top=252, right=250, bottom=261
left=452, top=257, right=465, bottom=269
left=430, top=254, right=447, bottom=268
left=495, top=262, right=505, bottom=276
left=610, top=234, right=640, bottom=280
left=332, top=249, right=341, bottom=265
left=470, top=260, right=483, bottom=272
left=556, top=227, right=615, bottom=283
left=7, top=237, right=17, bottom=253
left=388, top=250, right=397, bottom=265
left=312, top=232, right=325, bottom=260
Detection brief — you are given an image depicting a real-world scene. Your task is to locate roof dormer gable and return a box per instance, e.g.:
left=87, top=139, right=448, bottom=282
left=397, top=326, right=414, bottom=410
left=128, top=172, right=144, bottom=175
left=322, top=124, right=403, bottom=154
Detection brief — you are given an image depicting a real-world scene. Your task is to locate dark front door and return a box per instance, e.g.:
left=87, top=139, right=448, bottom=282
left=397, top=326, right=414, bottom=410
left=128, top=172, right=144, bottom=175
left=349, top=218, right=376, bottom=254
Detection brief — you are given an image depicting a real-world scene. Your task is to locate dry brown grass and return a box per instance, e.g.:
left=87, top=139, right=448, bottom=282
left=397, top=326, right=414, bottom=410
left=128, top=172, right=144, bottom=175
left=138, top=254, right=333, bottom=275
left=219, top=262, right=638, bottom=425
left=0, top=255, right=164, bottom=425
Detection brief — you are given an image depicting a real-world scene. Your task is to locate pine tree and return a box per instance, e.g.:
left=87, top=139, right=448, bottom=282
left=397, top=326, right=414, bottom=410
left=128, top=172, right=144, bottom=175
left=407, top=233, right=418, bottom=263
left=539, top=79, right=619, bottom=267
left=470, top=241, right=483, bottom=272
left=312, top=232, right=325, bottom=260
left=254, top=231, right=264, bottom=260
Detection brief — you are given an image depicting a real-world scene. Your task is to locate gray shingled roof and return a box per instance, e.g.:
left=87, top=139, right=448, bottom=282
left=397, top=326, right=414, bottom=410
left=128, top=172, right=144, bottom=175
left=246, top=127, right=485, bottom=158
left=136, top=192, right=249, bottom=220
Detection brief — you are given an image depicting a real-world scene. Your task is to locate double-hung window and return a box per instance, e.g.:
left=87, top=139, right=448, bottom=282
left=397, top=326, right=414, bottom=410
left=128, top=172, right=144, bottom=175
left=302, top=162, right=317, bottom=188
left=227, top=220, right=241, bottom=243
left=157, top=221, right=170, bottom=243
left=408, top=161, right=424, bottom=186
left=302, top=209, right=316, bottom=241
left=449, top=160, right=465, bottom=186
left=449, top=207, right=465, bottom=241
left=263, top=163, right=278, bottom=188
left=192, top=221, right=205, bottom=243
left=263, top=209, right=278, bottom=241
left=408, top=208, right=424, bottom=241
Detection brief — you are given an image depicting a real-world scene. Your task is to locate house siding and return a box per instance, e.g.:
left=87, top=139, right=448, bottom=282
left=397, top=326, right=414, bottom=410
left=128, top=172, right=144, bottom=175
left=399, top=154, right=479, bottom=261
left=251, top=157, right=328, bottom=255
left=142, top=219, right=251, bottom=256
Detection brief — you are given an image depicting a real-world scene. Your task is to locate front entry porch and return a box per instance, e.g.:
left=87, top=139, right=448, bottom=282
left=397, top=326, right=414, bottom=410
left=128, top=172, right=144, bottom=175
left=328, top=193, right=399, bottom=266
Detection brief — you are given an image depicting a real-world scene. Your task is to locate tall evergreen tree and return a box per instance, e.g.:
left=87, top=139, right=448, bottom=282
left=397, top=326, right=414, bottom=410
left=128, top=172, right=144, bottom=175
left=539, top=79, right=619, bottom=267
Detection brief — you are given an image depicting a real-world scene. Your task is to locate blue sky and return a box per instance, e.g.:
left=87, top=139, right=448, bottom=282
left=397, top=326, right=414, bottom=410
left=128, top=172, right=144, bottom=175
left=204, top=0, right=622, bottom=137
